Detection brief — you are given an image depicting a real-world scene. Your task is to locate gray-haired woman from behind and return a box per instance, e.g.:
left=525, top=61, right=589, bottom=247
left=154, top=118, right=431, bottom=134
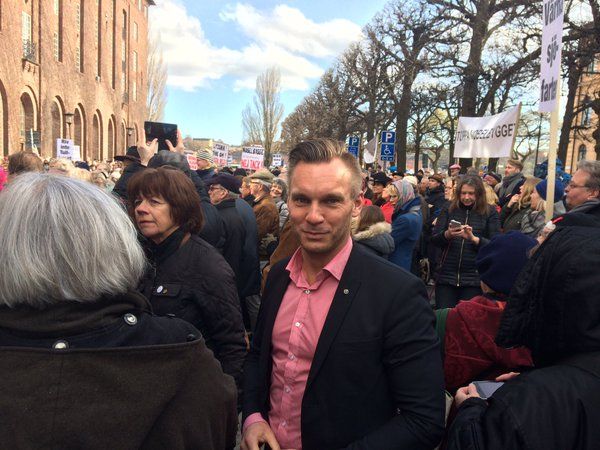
left=0, top=173, right=237, bottom=450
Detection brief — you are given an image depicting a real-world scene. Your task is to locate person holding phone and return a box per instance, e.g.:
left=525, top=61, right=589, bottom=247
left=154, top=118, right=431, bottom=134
left=430, top=176, right=500, bottom=309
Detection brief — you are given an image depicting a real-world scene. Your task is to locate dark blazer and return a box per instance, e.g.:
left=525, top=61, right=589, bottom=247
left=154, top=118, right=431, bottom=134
left=243, top=244, right=445, bottom=450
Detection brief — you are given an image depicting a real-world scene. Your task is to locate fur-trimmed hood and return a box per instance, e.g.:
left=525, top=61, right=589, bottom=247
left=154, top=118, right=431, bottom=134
left=353, top=222, right=394, bottom=258
left=353, top=221, right=392, bottom=241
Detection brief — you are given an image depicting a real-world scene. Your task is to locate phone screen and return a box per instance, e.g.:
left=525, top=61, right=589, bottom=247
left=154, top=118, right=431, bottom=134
left=144, top=121, right=178, bottom=151
left=473, top=381, right=504, bottom=400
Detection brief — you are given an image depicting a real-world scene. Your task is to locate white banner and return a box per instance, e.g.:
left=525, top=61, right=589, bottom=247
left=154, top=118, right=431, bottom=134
left=241, top=146, right=264, bottom=170
left=213, top=142, right=229, bottom=167
left=364, top=136, right=376, bottom=164
left=272, top=153, right=283, bottom=167
left=539, top=0, right=564, bottom=112
left=454, top=105, right=521, bottom=158
left=56, top=139, right=75, bottom=160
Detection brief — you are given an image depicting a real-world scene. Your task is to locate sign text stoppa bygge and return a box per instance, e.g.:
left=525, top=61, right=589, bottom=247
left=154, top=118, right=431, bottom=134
left=455, top=123, right=516, bottom=142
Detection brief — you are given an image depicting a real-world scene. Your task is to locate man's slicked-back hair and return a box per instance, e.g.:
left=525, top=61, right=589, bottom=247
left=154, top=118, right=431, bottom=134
left=288, top=138, right=362, bottom=198
left=0, top=173, right=147, bottom=308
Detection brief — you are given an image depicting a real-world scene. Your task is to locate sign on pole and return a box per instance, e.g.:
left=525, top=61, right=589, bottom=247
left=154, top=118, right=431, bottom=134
left=272, top=153, right=283, bottom=167
left=241, top=146, right=265, bottom=170
left=56, top=139, right=75, bottom=160
left=347, top=136, right=360, bottom=158
left=185, top=151, right=198, bottom=170
left=453, top=105, right=521, bottom=158
left=213, top=143, right=229, bottom=167
left=380, top=130, right=395, bottom=162
left=540, top=0, right=564, bottom=113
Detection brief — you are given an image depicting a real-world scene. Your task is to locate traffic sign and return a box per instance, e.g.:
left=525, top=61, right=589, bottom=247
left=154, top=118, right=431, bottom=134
left=380, top=130, right=396, bottom=162
left=381, top=131, right=396, bottom=144
left=347, top=136, right=360, bottom=158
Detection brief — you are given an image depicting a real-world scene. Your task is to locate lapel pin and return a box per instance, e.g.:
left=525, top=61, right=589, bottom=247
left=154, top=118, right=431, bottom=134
left=343, top=289, right=349, bottom=295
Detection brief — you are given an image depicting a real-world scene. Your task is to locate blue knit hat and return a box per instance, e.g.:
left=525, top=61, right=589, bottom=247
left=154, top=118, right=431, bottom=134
left=535, top=178, right=564, bottom=203
left=476, top=232, right=537, bottom=296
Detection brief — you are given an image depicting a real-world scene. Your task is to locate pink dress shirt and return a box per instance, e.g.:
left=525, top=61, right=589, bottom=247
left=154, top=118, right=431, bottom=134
left=244, top=237, right=353, bottom=450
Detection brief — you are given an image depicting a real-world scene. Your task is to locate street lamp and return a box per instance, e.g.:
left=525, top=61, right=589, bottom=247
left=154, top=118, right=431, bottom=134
left=126, top=127, right=134, bottom=146
left=64, top=112, right=74, bottom=140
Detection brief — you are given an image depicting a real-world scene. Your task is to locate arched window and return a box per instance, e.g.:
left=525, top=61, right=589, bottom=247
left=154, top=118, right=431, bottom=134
left=107, top=117, right=115, bottom=160
left=91, top=112, right=102, bottom=161
left=74, top=105, right=85, bottom=159
left=578, top=145, right=587, bottom=162
left=20, top=91, right=37, bottom=152
left=0, top=79, right=7, bottom=156
left=50, top=99, right=64, bottom=157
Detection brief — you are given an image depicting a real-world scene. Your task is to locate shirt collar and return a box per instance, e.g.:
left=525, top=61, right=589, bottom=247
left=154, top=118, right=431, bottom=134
left=286, top=236, right=353, bottom=288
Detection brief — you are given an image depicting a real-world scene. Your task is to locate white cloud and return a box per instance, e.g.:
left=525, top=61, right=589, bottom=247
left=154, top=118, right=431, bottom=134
left=149, top=1, right=363, bottom=92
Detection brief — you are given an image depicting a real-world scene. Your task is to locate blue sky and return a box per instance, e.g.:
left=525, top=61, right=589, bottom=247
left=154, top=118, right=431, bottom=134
left=150, top=0, right=388, bottom=145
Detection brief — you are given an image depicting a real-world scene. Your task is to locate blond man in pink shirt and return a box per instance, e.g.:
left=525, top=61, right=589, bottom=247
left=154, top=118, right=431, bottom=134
left=242, top=139, right=445, bottom=450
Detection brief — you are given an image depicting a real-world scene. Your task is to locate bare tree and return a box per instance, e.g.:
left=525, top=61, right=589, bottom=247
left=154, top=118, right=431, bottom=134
left=146, top=30, right=168, bottom=121
left=242, top=68, right=285, bottom=165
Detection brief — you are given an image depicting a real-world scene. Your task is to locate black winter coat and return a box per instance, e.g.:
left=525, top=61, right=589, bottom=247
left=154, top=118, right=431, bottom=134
left=138, top=231, right=246, bottom=387
left=431, top=204, right=500, bottom=287
left=447, top=357, right=600, bottom=450
left=215, top=198, right=246, bottom=296
left=235, top=198, right=261, bottom=298
left=425, top=186, right=448, bottom=224
left=0, top=292, right=238, bottom=450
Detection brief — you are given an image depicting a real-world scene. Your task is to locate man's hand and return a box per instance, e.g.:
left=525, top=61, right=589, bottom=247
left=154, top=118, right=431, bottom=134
left=137, top=128, right=157, bottom=166
left=241, top=422, right=281, bottom=450
left=166, top=129, right=185, bottom=154
left=495, top=372, right=520, bottom=382
left=454, top=383, right=481, bottom=408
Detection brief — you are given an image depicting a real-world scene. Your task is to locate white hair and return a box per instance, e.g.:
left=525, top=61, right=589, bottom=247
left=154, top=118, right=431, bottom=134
left=0, top=173, right=146, bottom=308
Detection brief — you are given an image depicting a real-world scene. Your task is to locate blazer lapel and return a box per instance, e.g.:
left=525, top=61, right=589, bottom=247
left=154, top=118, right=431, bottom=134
left=305, top=247, right=363, bottom=391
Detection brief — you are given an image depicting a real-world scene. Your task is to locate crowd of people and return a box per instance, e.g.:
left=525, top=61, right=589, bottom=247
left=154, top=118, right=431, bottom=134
left=0, top=137, right=599, bottom=450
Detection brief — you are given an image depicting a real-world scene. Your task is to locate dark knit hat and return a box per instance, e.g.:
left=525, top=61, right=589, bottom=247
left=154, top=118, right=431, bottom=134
left=114, top=146, right=141, bottom=162
left=429, top=173, right=444, bottom=184
left=485, top=172, right=502, bottom=183
left=205, top=173, right=242, bottom=194
left=535, top=178, right=564, bottom=203
left=476, top=231, right=537, bottom=296
left=371, top=171, right=391, bottom=185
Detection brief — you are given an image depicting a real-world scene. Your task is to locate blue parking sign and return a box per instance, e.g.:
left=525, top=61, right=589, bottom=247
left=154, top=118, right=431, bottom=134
left=347, top=135, right=360, bottom=158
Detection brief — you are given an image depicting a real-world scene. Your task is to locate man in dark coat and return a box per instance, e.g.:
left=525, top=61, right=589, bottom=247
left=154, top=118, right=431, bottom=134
left=564, top=159, right=600, bottom=220
left=425, top=173, right=448, bottom=222
left=206, top=174, right=248, bottom=299
left=242, top=139, right=445, bottom=450
left=497, top=159, right=525, bottom=207
left=447, top=225, right=600, bottom=450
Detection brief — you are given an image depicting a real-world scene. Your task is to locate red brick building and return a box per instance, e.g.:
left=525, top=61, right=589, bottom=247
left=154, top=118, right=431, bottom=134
left=0, top=0, right=154, bottom=160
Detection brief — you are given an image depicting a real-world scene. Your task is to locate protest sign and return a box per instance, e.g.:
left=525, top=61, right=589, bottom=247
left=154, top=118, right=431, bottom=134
left=72, top=145, right=81, bottom=161
left=185, top=151, right=198, bottom=170
left=241, top=146, right=264, bottom=170
left=56, top=139, right=75, bottom=160
left=213, top=143, right=229, bottom=167
left=272, top=153, right=283, bottom=167
left=540, top=0, right=564, bottom=112
left=454, top=105, right=521, bottom=158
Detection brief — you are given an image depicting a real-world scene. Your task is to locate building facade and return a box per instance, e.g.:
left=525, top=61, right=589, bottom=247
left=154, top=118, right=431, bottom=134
left=566, top=54, right=599, bottom=172
left=0, top=0, right=154, bottom=160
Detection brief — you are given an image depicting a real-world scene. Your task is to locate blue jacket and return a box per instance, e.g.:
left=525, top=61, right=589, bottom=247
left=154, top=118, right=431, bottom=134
left=389, top=197, right=423, bottom=271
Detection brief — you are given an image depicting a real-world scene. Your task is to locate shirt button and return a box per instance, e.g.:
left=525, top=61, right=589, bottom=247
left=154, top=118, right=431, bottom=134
left=288, top=353, right=295, bottom=360
left=281, top=420, right=287, bottom=427
left=294, top=322, right=302, bottom=328
left=284, top=386, right=291, bottom=393
left=304, top=289, right=311, bottom=295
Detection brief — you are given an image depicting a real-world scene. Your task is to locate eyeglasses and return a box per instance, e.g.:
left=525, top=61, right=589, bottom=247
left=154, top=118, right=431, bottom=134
left=567, top=182, right=589, bottom=190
